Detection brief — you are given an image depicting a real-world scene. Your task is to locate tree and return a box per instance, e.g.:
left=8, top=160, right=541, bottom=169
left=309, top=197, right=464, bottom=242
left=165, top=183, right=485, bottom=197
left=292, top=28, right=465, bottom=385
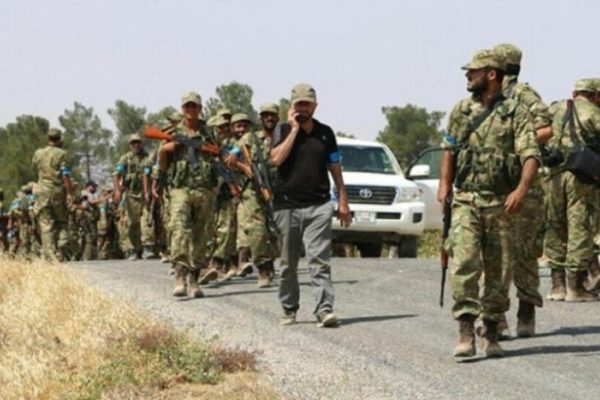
left=59, top=102, right=113, bottom=183
left=278, top=98, right=290, bottom=122
left=0, top=115, right=50, bottom=201
left=146, top=106, right=177, bottom=127
left=336, top=131, right=356, bottom=138
left=107, top=100, right=147, bottom=161
left=204, top=81, right=259, bottom=124
left=377, top=104, right=444, bottom=169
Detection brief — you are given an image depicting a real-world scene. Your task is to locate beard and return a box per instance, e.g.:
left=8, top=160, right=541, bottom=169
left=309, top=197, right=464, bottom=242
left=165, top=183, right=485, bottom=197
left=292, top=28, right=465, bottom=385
left=295, top=114, right=310, bottom=124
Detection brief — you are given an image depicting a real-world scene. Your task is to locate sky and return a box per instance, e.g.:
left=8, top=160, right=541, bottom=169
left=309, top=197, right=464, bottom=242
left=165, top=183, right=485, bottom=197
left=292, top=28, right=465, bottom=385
left=1, top=0, right=599, bottom=140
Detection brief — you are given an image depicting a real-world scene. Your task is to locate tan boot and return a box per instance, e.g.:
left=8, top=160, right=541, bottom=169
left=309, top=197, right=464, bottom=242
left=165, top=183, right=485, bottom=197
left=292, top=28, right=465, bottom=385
left=481, top=319, right=504, bottom=358
left=453, top=314, right=476, bottom=358
left=187, top=269, right=204, bottom=298
left=546, top=269, right=566, bottom=301
left=565, top=270, right=599, bottom=302
left=585, top=256, right=600, bottom=291
left=497, top=314, right=510, bottom=341
left=172, top=264, right=188, bottom=297
left=236, top=247, right=254, bottom=277
left=516, top=300, right=535, bottom=338
left=199, top=260, right=219, bottom=285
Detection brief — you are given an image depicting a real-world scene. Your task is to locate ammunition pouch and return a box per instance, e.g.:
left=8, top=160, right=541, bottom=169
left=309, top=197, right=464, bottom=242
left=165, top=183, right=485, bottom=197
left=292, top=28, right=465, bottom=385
left=455, top=148, right=520, bottom=195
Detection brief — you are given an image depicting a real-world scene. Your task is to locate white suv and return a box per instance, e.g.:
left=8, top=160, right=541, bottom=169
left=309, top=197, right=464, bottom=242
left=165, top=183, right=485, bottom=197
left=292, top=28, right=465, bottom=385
left=331, top=138, right=426, bottom=257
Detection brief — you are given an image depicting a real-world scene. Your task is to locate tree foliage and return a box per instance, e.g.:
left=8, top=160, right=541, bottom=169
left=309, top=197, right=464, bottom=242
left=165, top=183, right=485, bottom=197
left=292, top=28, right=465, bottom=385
left=376, top=104, right=444, bottom=169
left=204, top=81, right=259, bottom=124
left=0, top=115, right=50, bottom=201
left=107, top=100, right=147, bottom=160
left=59, top=102, right=113, bottom=183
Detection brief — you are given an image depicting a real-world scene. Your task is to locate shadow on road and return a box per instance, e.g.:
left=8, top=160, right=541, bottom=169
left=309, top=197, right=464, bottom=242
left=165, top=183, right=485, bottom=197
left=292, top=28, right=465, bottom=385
left=534, top=326, right=600, bottom=338
left=340, top=314, right=418, bottom=326
left=505, top=344, right=600, bottom=358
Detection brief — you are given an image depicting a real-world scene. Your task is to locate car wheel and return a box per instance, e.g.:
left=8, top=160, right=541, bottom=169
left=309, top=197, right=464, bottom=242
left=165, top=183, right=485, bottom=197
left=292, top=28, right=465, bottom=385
left=398, top=236, right=418, bottom=258
left=357, top=242, right=382, bottom=258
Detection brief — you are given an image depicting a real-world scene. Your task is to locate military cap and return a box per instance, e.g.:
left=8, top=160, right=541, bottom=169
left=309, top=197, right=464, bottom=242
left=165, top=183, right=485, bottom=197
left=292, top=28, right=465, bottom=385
left=101, top=185, right=114, bottom=193
left=213, top=115, right=229, bottom=127
left=216, top=108, right=233, bottom=118
left=167, top=111, right=183, bottom=122
left=181, top=91, right=202, bottom=106
left=260, top=102, right=279, bottom=115
left=290, top=83, right=317, bottom=105
left=493, top=43, right=522, bottom=66
left=85, top=180, right=98, bottom=188
left=128, top=133, right=143, bottom=143
left=26, top=181, right=35, bottom=191
left=461, top=49, right=506, bottom=71
left=230, top=113, right=251, bottom=124
left=206, top=116, right=217, bottom=127
left=47, top=128, right=62, bottom=140
left=574, top=78, right=600, bottom=92
left=20, top=184, right=29, bottom=192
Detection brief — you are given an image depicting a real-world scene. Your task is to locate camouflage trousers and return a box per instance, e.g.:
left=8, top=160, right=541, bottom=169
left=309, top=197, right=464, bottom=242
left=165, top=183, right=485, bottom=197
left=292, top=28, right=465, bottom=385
left=237, top=189, right=278, bottom=266
left=119, top=195, right=154, bottom=254
left=449, top=196, right=512, bottom=322
left=211, top=198, right=237, bottom=261
left=168, top=188, right=215, bottom=271
left=544, top=172, right=597, bottom=272
left=501, top=188, right=545, bottom=308
left=33, top=187, right=69, bottom=261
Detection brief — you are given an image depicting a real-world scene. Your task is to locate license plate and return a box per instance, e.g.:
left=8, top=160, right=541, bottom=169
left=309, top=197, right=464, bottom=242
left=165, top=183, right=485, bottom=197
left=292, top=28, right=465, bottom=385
left=355, top=211, right=376, bottom=223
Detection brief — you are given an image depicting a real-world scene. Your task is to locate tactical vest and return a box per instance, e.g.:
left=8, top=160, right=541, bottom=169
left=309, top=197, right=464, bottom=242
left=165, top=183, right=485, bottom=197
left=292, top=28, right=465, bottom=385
left=454, top=99, right=522, bottom=195
left=121, top=151, right=148, bottom=193
left=168, top=135, right=215, bottom=190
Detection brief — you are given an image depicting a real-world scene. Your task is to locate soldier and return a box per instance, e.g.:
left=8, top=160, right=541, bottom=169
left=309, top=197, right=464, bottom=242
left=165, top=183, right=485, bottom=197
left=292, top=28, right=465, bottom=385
left=216, top=107, right=233, bottom=123
left=544, top=78, right=600, bottom=302
left=438, top=50, right=541, bottom=358
left=491, top=43, right=553, bottom=338
left=6, top=188, right=26, bottom=255
left=114, top=134, right=154, bottom=260
left=0, top=188, right=6, bottom=251
left=75, top=181, right=100, bottom=260
left=157, top=91, right=218, bottom=298
left=236, top=103, right=280, bottom=287
left=202, top=115, right=241, bottom=284
left=17, top=182, right=40, bottom=258
left=97, top=185, right=120, bottom=260
left=32, top=128, right=74, bottom=261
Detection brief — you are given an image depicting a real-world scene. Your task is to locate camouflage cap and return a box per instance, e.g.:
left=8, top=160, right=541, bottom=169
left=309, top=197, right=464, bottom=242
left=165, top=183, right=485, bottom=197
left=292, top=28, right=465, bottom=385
left=213, top=115, right=229, bottom=127
left=493, top=43, right=522, bottom=66
left=574, top=78, right=600, bottom=92
left=20, top=184, right=28, bottom=192
left=181, top=91, right=202, bottom=106
left=259, top=102, right=279, bottom=115
left=47, top=128, right=62, bottom=140
left=206, top=116, right=217, bottom=127
left=461, top=49, right=506, bottom=71
left=167, top=111, right=183, bottom=122
left=128, top=133, right=143, bottom=143
left=230, top=113, right=251, bottom=124
left=102, top=185, right=114, bottom=193
left=291, top=83, right=317, bottom=105
left=216, top=108, right=232, bottom=118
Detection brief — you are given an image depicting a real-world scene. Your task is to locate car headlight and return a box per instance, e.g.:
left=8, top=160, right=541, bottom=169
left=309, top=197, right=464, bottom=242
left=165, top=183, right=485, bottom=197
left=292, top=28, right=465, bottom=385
left=396, top=187, right=422, bottom=202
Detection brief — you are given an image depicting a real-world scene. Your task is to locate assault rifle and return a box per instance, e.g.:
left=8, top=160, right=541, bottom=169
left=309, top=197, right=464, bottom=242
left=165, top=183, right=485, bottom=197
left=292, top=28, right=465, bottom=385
left=439, top=195, right=452, bottom=308
left=240, top=134, right=279, bottom=236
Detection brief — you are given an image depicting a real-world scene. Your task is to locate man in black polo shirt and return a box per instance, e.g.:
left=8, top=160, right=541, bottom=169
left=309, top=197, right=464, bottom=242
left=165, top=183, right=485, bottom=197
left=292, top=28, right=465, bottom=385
left=271, top=83, right=352, bottom=327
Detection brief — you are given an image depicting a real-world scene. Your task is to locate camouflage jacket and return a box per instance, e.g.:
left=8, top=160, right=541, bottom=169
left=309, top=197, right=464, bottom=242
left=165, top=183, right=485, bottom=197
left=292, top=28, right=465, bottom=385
left=444, top=94, right=541, bottom=206
left=32, top=145, right=71, bottom=191
left=549, top=96, right=600, bottom=155
left=502, top=75, right=552, bottom=130
left=167, top=123, right=216, bottom=190
left=116, top=150, right=150, bottom=197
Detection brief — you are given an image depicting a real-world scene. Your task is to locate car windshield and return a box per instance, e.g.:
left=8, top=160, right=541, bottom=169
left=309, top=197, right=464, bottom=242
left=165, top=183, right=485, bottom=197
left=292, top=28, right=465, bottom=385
left=339, top=145, right=398, bottom=175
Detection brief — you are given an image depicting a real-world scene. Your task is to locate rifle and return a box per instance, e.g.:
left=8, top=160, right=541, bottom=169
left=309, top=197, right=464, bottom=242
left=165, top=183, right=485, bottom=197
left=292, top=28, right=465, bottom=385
left=239, top=135, right=279, bottom=236
left=439, top=195, right=453, bottom=308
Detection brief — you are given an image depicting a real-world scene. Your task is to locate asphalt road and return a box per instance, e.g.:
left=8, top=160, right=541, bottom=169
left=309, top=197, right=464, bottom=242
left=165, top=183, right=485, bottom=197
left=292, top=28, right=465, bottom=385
left=73, top=258, right=600, bottom=400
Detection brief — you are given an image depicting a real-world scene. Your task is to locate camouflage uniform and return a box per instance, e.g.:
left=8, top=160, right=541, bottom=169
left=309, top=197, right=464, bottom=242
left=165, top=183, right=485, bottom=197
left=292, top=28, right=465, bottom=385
left=444, top=51, right=541, bottom=325
left=0, top=188, right=6, bottom=251
left=97, top=187, right=120, bottom=260
left=544, top=80, right=600, bottom=301
left=165, top=96, right=217, bottom=297
left=75, top=189, right=99, bottom=261
left=237, top=130, right=279, bottom=273
left=494, top=44, right=552, bottom=315
left=115, top=139, right=154, bottom=259
left=32, top=130, right=72, bottom=261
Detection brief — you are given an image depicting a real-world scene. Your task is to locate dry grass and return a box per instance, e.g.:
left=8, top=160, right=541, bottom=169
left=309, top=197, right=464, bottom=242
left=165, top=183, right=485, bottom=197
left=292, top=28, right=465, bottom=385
left=0, top=255, right=279, bottom=400
left=417, top=229, right=442, bottom=259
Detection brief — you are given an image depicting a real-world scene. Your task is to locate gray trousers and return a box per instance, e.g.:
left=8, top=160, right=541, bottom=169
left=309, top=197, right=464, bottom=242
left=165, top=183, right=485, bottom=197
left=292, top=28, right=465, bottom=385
left=275, top=201, right=335, bottom=316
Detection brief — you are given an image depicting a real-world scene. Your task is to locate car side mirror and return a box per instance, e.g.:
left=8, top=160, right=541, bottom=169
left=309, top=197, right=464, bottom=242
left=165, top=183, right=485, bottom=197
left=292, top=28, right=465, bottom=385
left=408, top=164, right=431, bottom=179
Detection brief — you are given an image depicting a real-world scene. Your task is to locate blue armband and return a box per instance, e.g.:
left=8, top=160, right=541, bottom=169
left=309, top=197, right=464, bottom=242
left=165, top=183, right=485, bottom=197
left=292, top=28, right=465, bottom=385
left=143, top=167, right=152, bottom=175
left=115, top=164, right=125, bottom=174
left=328, top=151, right=341, bottom=163
left=229, top=145, right=241, bottom=157
left=61, top=167, right=71, bottom=176
left=443, top=132, right=457, bottom=146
